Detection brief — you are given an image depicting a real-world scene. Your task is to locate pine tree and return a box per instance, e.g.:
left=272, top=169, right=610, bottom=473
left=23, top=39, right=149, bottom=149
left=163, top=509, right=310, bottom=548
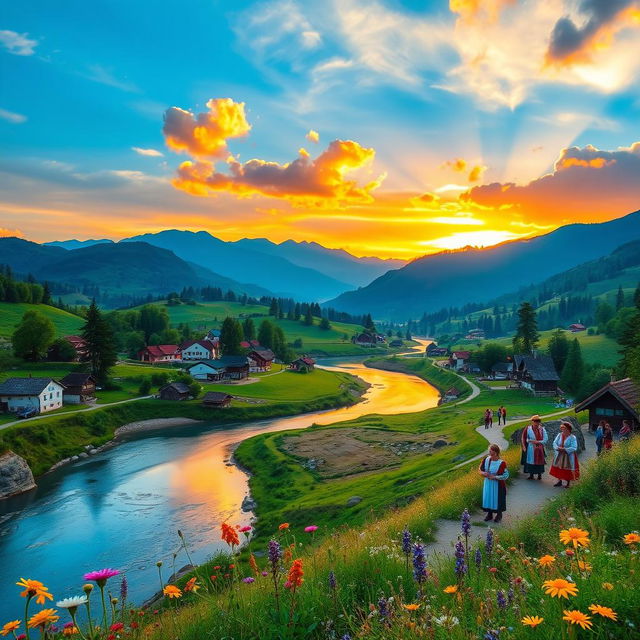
left=618, top=290, right=640, bottom=380
left=616, top=285, right=625, bottom=310
left=319, top=317, right=331, bottom=330
left=560, top=338, right=584, bottom=395
left=258, top=319, right=275, bottom=349
left=243, top=317, right=256, bottom=341
left=269, top=299, right=279, bottom=316
left=82, top=300, right=117, bottom=382
left=547, top=328, right=570, bottom=373
left=42, top=282, right=52, bottom=305
left=512, top=302, right=539, bottom=353
left=220, top=317, right=243, bottom=355
left=294, top=302, right=301, bottom=321
left=303, top=307, right=314, bottom=326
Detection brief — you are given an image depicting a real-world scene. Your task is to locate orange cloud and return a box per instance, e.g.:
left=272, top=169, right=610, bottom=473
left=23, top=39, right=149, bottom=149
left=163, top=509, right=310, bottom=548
left=450, top=0, right=515, bottom=23
left=163, top=98, right=251, bottom=159
left=468, top=164, right=487, bottom=181
left=443, top=158, right=468, bottom=172
left=306, top=129, right=320, bottom=143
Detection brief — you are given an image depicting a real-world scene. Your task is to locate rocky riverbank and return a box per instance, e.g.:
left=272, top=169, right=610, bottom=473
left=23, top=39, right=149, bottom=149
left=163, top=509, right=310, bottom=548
left=0, top=451, right=36, bottom=499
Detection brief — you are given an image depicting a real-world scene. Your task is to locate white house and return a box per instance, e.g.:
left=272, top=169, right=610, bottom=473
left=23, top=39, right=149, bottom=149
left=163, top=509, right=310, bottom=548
left=185, top=360, right=226, bottom=381
left=0, top=377, right=65, bottom=414
left=179, top=340, right=219, bottom=361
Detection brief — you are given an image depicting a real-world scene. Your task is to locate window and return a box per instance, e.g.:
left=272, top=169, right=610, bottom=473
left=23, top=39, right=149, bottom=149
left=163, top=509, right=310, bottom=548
left=595, top=408, right=615, bottom=416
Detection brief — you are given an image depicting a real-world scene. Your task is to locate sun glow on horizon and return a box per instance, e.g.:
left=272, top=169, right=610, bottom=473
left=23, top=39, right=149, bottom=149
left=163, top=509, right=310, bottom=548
left=419, top=229, right=526, bottom=251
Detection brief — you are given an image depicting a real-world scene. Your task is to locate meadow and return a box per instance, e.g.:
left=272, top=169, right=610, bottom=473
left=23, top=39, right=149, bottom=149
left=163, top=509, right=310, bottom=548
left=0, top=302, right=83, bottom=340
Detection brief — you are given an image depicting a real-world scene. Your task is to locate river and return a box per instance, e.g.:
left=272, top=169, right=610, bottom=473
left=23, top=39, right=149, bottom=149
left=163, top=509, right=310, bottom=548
left=0, top=343, right=437, bottom=619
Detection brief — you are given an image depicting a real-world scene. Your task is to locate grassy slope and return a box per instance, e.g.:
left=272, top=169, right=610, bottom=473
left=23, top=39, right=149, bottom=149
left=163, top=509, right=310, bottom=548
left=0, top=302, right=83, bottom=339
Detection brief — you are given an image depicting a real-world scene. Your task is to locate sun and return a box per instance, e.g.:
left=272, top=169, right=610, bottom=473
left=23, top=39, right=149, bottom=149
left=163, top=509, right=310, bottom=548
left=419, top=230, right=527, bottom=251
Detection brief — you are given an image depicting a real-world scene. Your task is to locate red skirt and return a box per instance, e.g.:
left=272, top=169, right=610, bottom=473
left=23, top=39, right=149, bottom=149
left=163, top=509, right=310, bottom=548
left=550, top=451, right=580, bottom=481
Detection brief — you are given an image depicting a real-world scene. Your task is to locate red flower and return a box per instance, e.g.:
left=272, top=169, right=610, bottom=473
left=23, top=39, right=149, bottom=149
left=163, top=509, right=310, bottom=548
left=285, top=559, right=304, bottom=589
left=210, top=575, right=217, bottom=580
left=228, top=564, right=235, bottom=569
left=214, top=566, right=221, bottom=570
left=489, top=567, right=498, bottom=573
left=110, top=623, right=124, bottom=632
left=130, top=622, right=139, bottom=629
left=221, top=523, right=240, bottom=547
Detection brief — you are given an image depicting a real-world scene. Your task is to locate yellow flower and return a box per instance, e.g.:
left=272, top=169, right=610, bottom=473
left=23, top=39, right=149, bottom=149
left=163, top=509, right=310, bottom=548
left=1, top=621, right=21, bottom=637
left=578, top=560, right=592, bottom=572
left=16, top=579, right=54, bottom=605
left=183, top=577, right=200, bottom=593
left=542, top=578, right=578, bottom=599
left=521, top=616, right=544, bottom=628
left=623, top=532, right=640, bottom=545
left=588, top=604, right=618, bottom=621
left=163, top=585, right=182, bottom=599
left=537, top=555, right=556, bottom=567
left=63, top=626, right=79, bottom=636
left=559, top=528, right=590, bottom=548
left=403, top=604, right=420, bottom=611
left=563, top=609, right=593, bottom=630
left=27, top=609, right=59, bottom=629
left=443, top=585, right=458, bottom=594
left=601, top=582, right=614, bottom=591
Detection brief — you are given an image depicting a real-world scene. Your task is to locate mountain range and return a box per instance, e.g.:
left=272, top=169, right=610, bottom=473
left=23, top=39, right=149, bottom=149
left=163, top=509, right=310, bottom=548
left=327, top=210, right=640, bottom=319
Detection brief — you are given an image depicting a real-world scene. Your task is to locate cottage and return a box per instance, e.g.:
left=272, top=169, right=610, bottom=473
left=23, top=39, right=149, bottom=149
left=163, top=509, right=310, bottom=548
left=202, top=391, right=233, bottom=408
left=426, top=343, right=449, bottom=358
left=465, top=329, right=485, bottom=340
left=568, top=323, right=587, bottom=332
left=0, top=377, right=65, bottom=414
left=449, top=351, right=471, bottom=371
left=60, top=373, right=96, bottom=404
left=219, top=356, right=250, bottom=380
left=64, top=335, right=89, bottom=361
left=205, top=329, right=221, bottom=343
left=179, top=339, right=219, bottom=361
left=158, top=382, right=191, bottom=401
left=185, top=360, right=226, bottom=381
left=490, top=362, right=513, bottom=380
left=513, top=354, right=559, bottom=396
left=137, top=345, right=181, bottom=363
left=574, top=377, right=638, bottom=431
left=444, top=386, right=461, bottom=402
left=352, top=333, right=377, bottom=346
left=248, top=349, right=275, bottom=372
left=290, top=356, right=316, bottom=372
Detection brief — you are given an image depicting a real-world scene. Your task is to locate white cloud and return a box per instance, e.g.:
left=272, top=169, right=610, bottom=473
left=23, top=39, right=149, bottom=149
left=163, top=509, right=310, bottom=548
left=0, top=30, right=37, bottom=56
left=132, top=147, right=164, bottom=157
left=83, top=64, right=139, bottom=92
left=0, top=108, right=27, bottom=124
left=532, top=112, right=620, bottom=132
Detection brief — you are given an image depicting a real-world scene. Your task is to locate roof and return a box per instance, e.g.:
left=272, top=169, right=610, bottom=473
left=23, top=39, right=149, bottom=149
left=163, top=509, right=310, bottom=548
left=203, top=391, right=233, bottom=403
left=452, top=351, right=471, bottom=359
left=293, top=356, right=316, bottom=366
left=491, top=362, right=513, bottom=372
left=514, top=354, right=559, bottom=381
left=240, top=340, right=261, bottom=348
left=65, top=335, right=86, bottom=344
left=445, top=387, right=460, bottom=396
left=207, top=329, right=221, bottom=337
left=141, top=345, right=180, bottom=356
left=185, top=360, right=226, bottom=371
left=574, top=377, right=639, bottom=417
left=186, top=356, right=249, bottom=369
left=249, top=349, right=275, bottom=360
left=569, top=323, right=586, bottom=329
left=0, top=377, right=62, bottom=396
left=180, top=339, right=217, bottom=352
left=160, top=382, right=191, bottom=394
left=60, top=372, right=95, bottom=386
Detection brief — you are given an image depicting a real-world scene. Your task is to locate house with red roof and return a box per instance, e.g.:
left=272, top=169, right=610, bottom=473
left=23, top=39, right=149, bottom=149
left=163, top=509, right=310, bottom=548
left=449, top=350, right=471, bottom=371
left=137, top=345, right=181, bottom=363
left=290, top=356, right=316, bottom=372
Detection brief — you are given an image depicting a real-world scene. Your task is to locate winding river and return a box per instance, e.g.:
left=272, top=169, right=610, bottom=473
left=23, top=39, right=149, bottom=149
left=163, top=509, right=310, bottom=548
left=0, top=344, right=437, bottom=619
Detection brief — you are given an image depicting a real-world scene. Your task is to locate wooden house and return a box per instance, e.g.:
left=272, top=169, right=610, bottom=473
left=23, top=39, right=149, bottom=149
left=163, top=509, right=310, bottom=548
left=158, top=382, right=191, bottom=401
left=202, top=391, right=233, bottom=408
left=290, top=356, right=316, bottom=372
left=60, top=372, right=96, bottom=404
left=513, top=354, right=559, bottom=396
left=64, top=335, right=89, bottom=361
left=426, top=343, right=449, bottom=358
left=568, top=323, right=587, bottom=332
left=179, top=339, right=218, bottom=361
left=248, top=349, right=275, bottom=372
left=490, top=362, right=513, bottom=379
left=185, top=360, right=226, bottom=381
left=352, top=333, right=377, bottom=347
left=137, top=345, right=181, bottom=363
left=574, top=377, right=638, bottom=431
left=0, top=377, right=64, bottom=414
left=444, top=387, right=461, bottom=402
left=449, top=351, right=471, bottom=371
left=219, top=356, right=250, bottom=380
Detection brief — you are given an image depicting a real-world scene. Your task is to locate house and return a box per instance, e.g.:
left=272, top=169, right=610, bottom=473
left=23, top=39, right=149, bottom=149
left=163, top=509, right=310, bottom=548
left=248, top=349, right=275, bottom=372
left=568, top=323, right=587, bottom=332
left=465, top=329, right=485, bottom=340
left=490, top=362, right=513, bottom=380
left=60, top=373, right=96, bottom=404
left=240, top=340, right=261, bottom=349
left=202, top=391, right=233, bottom=408
left=449, top=351, right=471, bottom=371
left=376, top=334, right=387, bottom=344
left=179, top=339, right=219, bottom=361
left=574, top=377, right=638, bottom=431
left=219, top=356, right=250, bottom=380
left=464, top=363, right=481, bottom=374
left=205, top=329, right=221, bottom=343
left=444, top=387, right=461, bottom=402
left=290, top=356, right=316, bottom=372
left=352, top=333, right=377, bottom=346
left=137, top=345, right=181, bottom=363
left=0, top=377, right=65, bottom=414
left=513, top=353, right=559, bottom=396
left=185, top=360, right=226, bottom=381
left=158, top=382, right=191, bottom=401
left=426, top=343, right=449, bottom=358
left=64, top=335, right=89, bottom=361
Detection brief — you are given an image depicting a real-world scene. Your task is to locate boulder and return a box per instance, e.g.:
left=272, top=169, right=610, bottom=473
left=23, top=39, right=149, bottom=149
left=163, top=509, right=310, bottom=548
left=0, top=451, right=36, bottom=499
left=433, top=439, right=448, bottom=449
left=511, top=416, right=585, bottom=452
left=346, top=496, right=363, bottom=507
left=241, top=495, right=256, bottom=512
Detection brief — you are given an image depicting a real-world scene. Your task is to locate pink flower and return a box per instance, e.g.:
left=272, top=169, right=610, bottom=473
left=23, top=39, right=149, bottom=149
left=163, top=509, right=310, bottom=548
left=239, top=526, right=252, bottom=533
left=83, top=568, right=120, bottom=585
left=304, top=526, right=318, bottom=533
left=261, top=571, right=268, bottom=577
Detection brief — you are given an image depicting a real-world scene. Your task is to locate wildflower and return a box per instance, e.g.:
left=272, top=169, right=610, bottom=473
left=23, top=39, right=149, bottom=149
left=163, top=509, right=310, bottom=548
left=602, top=582, right=614, bottom=591
left=109, top=623, right=124, bottom=632
left=578, top=560, right=592, bottom=572
left=403, top=604, right=420, bottom=611
left=119, top=575, right=128, bottom=603
left=497, top=590, right=507, bottom=609
left=563, top=609, right=593, bottom=630
left=286, top=559, right=304, bottom=589
left=564, top=549, right=575, bottom=557
left=328, top=571, right=337, bottom=590
left=278, top=523, right=290, bottom=530
left=27, top=609, right=59, bottom=629
left=184, top=577, right=200, bottom=593
left=454, top=539, right=467, bottom=578
left=1, top=621, right=21, bottom=637
left=588, top=604, right=618, bottom=621
left=461, top=509, right=471, bottom=536
left=261, top=571, right=268, bottom=577
left=268, top=539, right=282, bottom=567
left=16, top=579, right=53, bottom=605
left=509, top=546, right=517, bottom=552
left=484, top=631, right=500, bottom=640
left=213, top=566, right=221, bottom=570
left=485, top=528, right=494, bottom=555
left=559, top=528, right=590, bottom=549
left=475, top=549, right=482, bottom=567
left=163, top=585, right=182, bottom=599
left=239, top=526, right=252, bottom=533
left=443, top=585, right=458, bottom=594
left=412, top=543, right=427, bottom=585
left=521, top=616, right=544, bottom=628
left=623, top=532, right=640, bottom=546
left=341, top=635, right=351, bottom=640
left=210, top=575, right=217, bottom=581
left=63, top=625, right=79, bottom=636
left=402, top=527, right=412, bottom=556
left=507, top=586, right=514, bottom=604
left=537, top=555, right=555, bottom=567
left=542, top=578, right=578, bottom=599
left=83, top=569, right=120, bottom=587
left=55, top=596, right=88, bottom=613
left=249, top=554, right=259, bottom=575
left=221, top=523, right=240, bottom=547
left=228, top=564, right=235, bottom=569
left=488, top=567, right=497, bottom=574
left=242, top=577, right=255, bottom=584
left=433, top=615, right=459, bottom=627
left=304, top=525, right=318, bottom=533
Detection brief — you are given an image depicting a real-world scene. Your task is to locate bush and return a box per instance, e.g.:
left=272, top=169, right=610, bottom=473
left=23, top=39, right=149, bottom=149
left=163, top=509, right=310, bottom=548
left=138, top=377, right=152, bottom=395
left=151, top=371, right=170, bottom=387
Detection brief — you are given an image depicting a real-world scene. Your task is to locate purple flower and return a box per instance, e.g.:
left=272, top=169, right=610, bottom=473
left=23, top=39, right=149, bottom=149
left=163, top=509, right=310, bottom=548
left=341, top=636, right=352, bottom=640
left=268, top=539, right=282, bottom=568
left=261, top=571, right=268, bottom=577
left=378, top=596, right=390, bottom=621
left=120, top=575, right=128, bottom=601
left=83, top=568, right=120, bottom=586
left=485, top=528, right=494, bottom=555
left=454, top=539, right=467, bottom=577
left=412, top=543, right=427, bottom=585
left=402, top=527, right=412, bottom=556
left=497, top=590, right=507, bottom=609
left=507, top=586, right=514, bottom=604
left=328, top=571, right=337, bottom=590
left=484, top=630, right=500, bottom=640
left=475, top=549, right=483, bottom=567
left=242, top=577, right=255, bottom=584
left=461, top=509, right=471, bottom=536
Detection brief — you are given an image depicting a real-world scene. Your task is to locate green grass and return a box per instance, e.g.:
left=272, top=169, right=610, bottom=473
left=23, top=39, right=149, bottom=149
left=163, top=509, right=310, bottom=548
left=0, top=302, right=84, bottom=339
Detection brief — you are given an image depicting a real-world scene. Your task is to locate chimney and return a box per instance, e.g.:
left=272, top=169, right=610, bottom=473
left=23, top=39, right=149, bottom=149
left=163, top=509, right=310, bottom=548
left=610, top=374, right=616, bottom=383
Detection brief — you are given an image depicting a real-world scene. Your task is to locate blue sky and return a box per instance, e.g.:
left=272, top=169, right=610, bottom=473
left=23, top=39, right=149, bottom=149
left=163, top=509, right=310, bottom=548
left=1, top=0, right=639, bottom=257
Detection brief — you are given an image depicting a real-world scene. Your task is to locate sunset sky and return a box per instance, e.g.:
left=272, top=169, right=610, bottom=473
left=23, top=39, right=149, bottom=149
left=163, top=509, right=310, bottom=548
left=1, top=0, right=639, bottom=258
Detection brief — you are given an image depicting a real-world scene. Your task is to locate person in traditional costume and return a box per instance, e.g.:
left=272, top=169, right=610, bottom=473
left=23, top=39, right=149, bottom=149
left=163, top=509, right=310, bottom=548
left=603, top=422, right=613, bottom=451
left=550, top=421, right=580, bottom=488
left=595, top=420, right=605, bottom=456
left=479, top=444, right=509, bottom=523
left=521, top=415, right=548, bottom=480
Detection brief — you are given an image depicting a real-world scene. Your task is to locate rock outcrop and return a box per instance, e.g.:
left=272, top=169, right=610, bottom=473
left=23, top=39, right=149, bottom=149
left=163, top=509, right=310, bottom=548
left=0, top=451, right=36, bottom=499
left=511, top=416, right=585, bottom=452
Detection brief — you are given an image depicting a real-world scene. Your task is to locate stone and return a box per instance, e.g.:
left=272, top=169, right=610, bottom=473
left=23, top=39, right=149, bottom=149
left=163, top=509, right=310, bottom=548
left=79, top=452, right=89, bottom=459
left=511, top=416, right=585, bottom=452
left=346, top=496, right=363, bottom=507
left=433, top=439, right=448, bottom=449
left=89, top=449, right=98, bottom=455
left=0, top=451, right=36, bottom=499
left=241, top=495, right=256, bottom=512
left=71, top=456, right=79, bottom=462
left=452, top=455, right=466, bottom=463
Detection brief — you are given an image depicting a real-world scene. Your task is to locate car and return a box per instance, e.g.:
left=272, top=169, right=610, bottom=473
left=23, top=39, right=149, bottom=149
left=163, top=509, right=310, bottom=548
left=16, top=407, right=38, bottom=419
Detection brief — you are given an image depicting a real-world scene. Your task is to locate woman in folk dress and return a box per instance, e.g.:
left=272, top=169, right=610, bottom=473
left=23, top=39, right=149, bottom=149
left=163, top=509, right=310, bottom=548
left=478, top=444, right=509, bottom=523
left=550, top=421, right=580, bottom=488
left=521, top=414, right=548, bottom=480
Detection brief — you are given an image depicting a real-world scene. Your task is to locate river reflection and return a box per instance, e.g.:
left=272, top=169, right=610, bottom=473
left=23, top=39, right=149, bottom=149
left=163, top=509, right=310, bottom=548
left=0, top=343, right=437, bottom=619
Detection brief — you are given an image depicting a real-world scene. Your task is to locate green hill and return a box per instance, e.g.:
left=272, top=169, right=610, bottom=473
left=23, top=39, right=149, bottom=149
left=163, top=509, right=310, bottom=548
left=0, top=302, right=84, bottom=340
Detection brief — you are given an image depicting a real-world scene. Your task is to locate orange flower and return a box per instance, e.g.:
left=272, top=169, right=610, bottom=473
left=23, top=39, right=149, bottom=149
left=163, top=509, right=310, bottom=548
left=63, top=626, right=79, bottom=636
left=562, top=609, right=592, bottom=630
left=578, top=560, right=592, bottom=572
left=521, top=616, right=544, bottom=628
left=623, top=532, right=640, bottom=546
left=559, top=528, right=590, bottom=548
left=1, top=621, right=21, bottom=637
left=542, top=578, right=578, bottom=599
left=27, top=609, right=59, bottom=629
left=278, top=523, right=290, bottom=530
left=183, top=577, right=200, bottom=593
left=403, top=604, right=420, bottom=611
left=601, top=582, right=614, bottom=591
left=284, top=548, right=293, bottom=563
left=249, top=554, right=259, bottom=576
left=16, top=579, right=53, bottom=605
left=588, top=604, right=618, bottom=621
left=286, top=559, right=304, bottom=589
left=443, top=585, right=458, bottom=594
left=537, top=555, right=555, bottom=567
left=163, top=585, right=182, bottom=599
left=221, top=522, right=240, bottom=547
